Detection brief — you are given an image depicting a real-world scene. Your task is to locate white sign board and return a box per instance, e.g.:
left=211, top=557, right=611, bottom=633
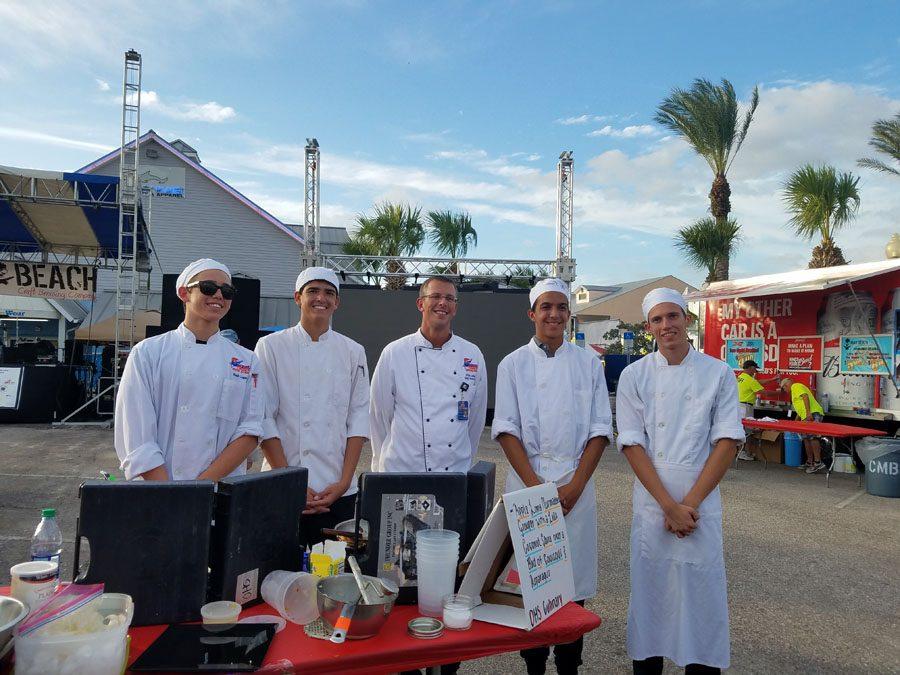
left=0, top=367, right=23, bottom=409
left=459, top=482, right=574, bottom=630
left=0, top=262, right=96, bottom=301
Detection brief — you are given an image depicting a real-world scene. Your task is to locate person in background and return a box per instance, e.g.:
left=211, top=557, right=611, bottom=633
left=115, top=258, right=261, bottom=481
left=492, top=277, right=613, bottom=675
left=735, top=359, right=779, bottom=461
left=254, top=267, right=369, bottom=548
left=779, top=377, right=826, bottom=474
left=616, top=288, right=745, bottom=675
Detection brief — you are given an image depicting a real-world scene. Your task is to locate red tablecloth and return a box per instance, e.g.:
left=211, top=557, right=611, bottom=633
left=741, top=418, right=887, bottom=438
left=127, top=602, right=601, bottom=674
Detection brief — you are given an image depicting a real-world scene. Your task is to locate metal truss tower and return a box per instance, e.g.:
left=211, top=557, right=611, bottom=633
left=113, top=49, right=142, bottom=389
left=301, top=137, right=321, bottom=269
left=554, top=150, right=575, bottom=282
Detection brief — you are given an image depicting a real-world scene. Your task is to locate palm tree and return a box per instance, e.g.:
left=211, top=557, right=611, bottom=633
left=782, top=164, right=861, bottom=268
left=857, top=112, right=900, bottom=177
left=674, top=217, right=741, bottom=283
left=655, top=78, right=759, bottom=279
left=427, top=210, right=477, bottom=275
left=340, top=233, right=382, bottom=280
left=351, top=202, right=425, bottom=289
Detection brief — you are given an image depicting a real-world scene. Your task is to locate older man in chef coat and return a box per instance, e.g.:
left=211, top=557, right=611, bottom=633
left=254, top=267, right=369, bottom=547
left=115, top=259, right=262, bottom=481
left=616, top=288, right=745, bottom=675
left=492, top=277, right=612, bottom=675
left=369, top=275, right=487, bottom=474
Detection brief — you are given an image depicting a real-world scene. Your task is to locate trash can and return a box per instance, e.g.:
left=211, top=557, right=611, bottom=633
left=784, top=432, right=803, bottom=467
left=856, top=437, right=900, bottom=498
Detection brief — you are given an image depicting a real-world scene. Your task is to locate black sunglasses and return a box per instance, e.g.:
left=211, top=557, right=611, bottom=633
left=187, top=280, right=236, bottom=299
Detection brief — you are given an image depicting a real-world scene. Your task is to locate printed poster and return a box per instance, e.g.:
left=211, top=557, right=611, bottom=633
left=777, top=336, right=824, bottom=373
left=724, top=338, right=765, bottom=369
left=0, top=367, right=23, bottom=409
left=839, top=335, right=893, bottom=375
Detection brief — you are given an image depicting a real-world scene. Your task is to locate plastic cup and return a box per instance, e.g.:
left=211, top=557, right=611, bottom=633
left=261, top=570, right=319, bottom=625
left=201, top=601, right=241, bottom=625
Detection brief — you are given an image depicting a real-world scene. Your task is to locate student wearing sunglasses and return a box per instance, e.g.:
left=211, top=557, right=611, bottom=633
left=114, top=258, right=262, bottom=481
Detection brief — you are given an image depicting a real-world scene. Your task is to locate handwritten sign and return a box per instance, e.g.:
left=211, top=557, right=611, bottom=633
left=504, top=483, right=574, bottom=629
left=777, top=336, right=824, bottom=373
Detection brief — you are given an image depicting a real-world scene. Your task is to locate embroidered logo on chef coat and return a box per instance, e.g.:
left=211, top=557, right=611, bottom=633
left=230, top=357, right=251, bottom=379
left=463, top=358, right=478, bottom=373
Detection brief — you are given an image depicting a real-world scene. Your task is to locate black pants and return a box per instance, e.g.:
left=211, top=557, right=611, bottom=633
left=299, top=493, right=356, bottom=549
left=400, top=664, right=460, bottom=675
left=520, top=600, right=586, bottom=675
left=632, top=656, right=720, bottom=675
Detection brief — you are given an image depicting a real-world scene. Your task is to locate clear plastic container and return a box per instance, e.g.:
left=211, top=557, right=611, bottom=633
left=201, top=601, right=241, bottom=625
left=261, top=570, right=319, bottom=625
left=30, top=509, right=62, bottom=565
left=442, top=593, right=474, bottom=630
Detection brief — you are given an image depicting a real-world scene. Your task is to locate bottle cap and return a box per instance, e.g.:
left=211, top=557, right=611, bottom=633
left=42, top=508, right=56, bottom=518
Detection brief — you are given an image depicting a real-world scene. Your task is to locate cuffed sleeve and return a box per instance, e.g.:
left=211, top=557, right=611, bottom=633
left=614, top=366, right=649, bottom=451
left=368, top=345, right=394, bottom=471
left=588, top=358, right=614, bottom=444
left=254, top=337, right=281, bottom=441
left=230, top=352, right=263, bottom=443
left=114, top=345, right=166, bottom=479
left=347, top=345, right=371, bottom=439
left=710, top=365, right=746, bottom=444
left=491, top=356, right=522, bottom=441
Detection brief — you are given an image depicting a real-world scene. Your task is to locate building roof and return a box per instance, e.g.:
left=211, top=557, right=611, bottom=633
left=576, top=276, right=669, bottom=312
left=684, top=258, right=900, bottom=301
left=76, top=130, right=305, bottom=246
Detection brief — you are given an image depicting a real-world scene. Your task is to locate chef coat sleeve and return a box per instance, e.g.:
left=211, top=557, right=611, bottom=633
left=490, top=355, right=522, bottom=441
left=347, top=344, right=370, bottom=438
left=230, top=352, right=263, bottom=443
left=253, top=338, right=281, bottom=441
left=614, top=366, right=649, bottom=452
left=114, top=342, right=165, bottom=480
left=589, top=358, right=614, bottom=444
left=468, top=350, right=488, bottom=459
left=368, top=345, right=395, bottom=469
left=710, top=364, right=746, bottom=444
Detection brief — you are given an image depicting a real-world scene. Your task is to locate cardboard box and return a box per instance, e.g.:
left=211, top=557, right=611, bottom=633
left=746, top=429, right=783, bottom=464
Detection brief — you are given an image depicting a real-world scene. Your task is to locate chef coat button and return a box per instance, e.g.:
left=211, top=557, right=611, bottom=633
left=304, top=393, right=311, bottom=399
left=444, top=466, right=449, bottom=471
left=421, top=370, right=425, bottom=373
left=448, top=443, right=452, bottom=447
left=427, top=468, right=432, bottom=472
left=453, top=371, right=457, bottom=375
left=452, top=349, right=456, bottom=352
left=180, top=405, right=189, bottom=412
left=452, top=394, right=456, bottom=398
left=657, top=452, right=663, bottom=458
left=540, top=383, right=546, bottom=389
left=303, top=449, right=311, bottom=456
left=685, top=394, right=692, bottom=400
left=426, top=418, right=430, bottom=422
left=450, top=418, right=455, bottom=422
left=658, top=422, right=665, bottom=428
left=303, top=421, right=310, bottom=428
left=659, top=392, right=665, bottom=398
left=427, top=444, right=431, bottom=448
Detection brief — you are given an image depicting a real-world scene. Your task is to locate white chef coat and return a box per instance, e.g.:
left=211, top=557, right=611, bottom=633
left=114, top=323, right=263, bottom=481
left=491, top=340, right=613, bottom=601
left=369, top=331, right=487, bottom=473
left=254, top=324, right=369, bottom=494
left=616, top=347, right=745, bottom=669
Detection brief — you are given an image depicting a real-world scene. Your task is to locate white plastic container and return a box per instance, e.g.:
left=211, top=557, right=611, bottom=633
left=261, top=570, right=319, bottom=625
left=442, top=593, right=474, bottom=630
left=14, top=593, right=133, bottom=675
left=416, top=531, right=460, bottom=618
left=201, top=601, right=241, bottom=625
left=9, top=561, right=59, bottom=614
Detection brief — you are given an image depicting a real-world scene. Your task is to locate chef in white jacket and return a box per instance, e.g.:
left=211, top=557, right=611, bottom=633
left=115, top=258, right=262, bottom=481
left=369, top=275, right=487, bottom=474
left=254, top=267, right=369, bottom=547
left=492, top=277, right=612, bottom=675
left=616, top=288, right=744, bottom=675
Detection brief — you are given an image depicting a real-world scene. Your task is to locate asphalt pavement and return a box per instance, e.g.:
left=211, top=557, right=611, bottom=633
left=1, top=425, right=898, bottom=673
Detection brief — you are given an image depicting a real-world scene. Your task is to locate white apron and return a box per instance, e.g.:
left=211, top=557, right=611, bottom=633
left=618, top=349, right=741, bottom=669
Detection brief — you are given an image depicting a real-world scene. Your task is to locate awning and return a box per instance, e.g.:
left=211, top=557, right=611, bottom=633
left=684, top=258, right=900, bottom=302
left=0, top=165, right=150, bottom=260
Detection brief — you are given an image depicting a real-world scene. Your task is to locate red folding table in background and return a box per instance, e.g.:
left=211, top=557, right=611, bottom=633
left=741, top=418, right=886, bottom=486
left=126, top=601, right=602, bottom=674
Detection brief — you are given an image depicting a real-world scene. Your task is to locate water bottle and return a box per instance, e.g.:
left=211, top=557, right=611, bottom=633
left=821, top=393, right=830, bottom=413
left=30, top=508, right=63, bottom=565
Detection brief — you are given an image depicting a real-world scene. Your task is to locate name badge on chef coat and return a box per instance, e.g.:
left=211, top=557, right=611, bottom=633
left=457, top=400, right=469, bottom=421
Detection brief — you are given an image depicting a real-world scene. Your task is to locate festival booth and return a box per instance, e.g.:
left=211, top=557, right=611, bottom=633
left=686, top=258, right=900, bottom=468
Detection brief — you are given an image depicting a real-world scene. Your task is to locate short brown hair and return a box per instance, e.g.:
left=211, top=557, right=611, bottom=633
left=419, top=275, right=458, bottom=297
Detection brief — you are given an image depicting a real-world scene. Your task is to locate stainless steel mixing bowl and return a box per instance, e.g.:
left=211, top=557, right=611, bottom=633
left=0, top=596, right=28, bottom=658
left=316, top=574, right=398, bottom=640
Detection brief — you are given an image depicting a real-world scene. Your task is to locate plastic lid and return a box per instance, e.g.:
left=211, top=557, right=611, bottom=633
left=42, top=508, right=56, bottom=518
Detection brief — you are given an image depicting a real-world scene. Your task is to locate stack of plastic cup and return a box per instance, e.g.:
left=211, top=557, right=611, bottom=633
left=415, top=529, right=460, bottom=617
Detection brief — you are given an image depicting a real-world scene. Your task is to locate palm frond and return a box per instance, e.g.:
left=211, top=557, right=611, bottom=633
left=857, top=112, right=900, bottom=176
left=856, top=157, right=900, bottom=176
left=674, top=217, right=741, bottom=282
left=782, top=164, right=860, bottom=243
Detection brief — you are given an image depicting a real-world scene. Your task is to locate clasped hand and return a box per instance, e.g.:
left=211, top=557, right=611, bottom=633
left=664, top=501, right=699, bottom=538
left=303, top=482, right=346, bottom=515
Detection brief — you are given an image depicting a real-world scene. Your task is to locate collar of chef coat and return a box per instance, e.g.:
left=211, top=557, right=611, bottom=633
left=527, top=338, right=569, bottom=359
left=295, top=322, right=333, bottom=343
left=413, top=329, right=455, bottom=349
left=176, top=322, right=223, bottom=345
left=650, top=344, right=697, bottom=367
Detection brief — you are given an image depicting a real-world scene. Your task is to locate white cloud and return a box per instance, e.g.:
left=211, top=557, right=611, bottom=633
left=587, top=124, right=659, bottom=139
left=95, top=78, right=110, bottom=92
left=556, top=114, right=607, bottom=125
left=0, top=126, right=113, bottom=153
left=142, top=91, right=237, bottom=123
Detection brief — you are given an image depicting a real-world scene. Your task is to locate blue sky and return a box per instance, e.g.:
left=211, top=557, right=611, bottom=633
left=1, top=1, right=899, bottom=287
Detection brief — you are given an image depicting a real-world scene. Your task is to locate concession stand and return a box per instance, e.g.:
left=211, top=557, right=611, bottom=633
left=686, top=258, right=900, bottom=470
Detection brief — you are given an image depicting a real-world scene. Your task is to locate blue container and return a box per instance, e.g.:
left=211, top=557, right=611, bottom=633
left=784, top=432, right=803, bottom=467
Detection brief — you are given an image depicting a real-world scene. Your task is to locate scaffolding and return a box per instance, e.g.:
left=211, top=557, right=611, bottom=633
left=300, top=138, right=320, bottom=269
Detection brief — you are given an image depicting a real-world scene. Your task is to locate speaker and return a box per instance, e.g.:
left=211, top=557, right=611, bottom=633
left=160, top=274, right=261, bottom=349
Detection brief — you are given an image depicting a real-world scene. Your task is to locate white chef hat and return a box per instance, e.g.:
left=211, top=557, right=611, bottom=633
left=529, top=278, right=570, bottom=307
left=295, top=266, right=340, bottom=293
left=175, top=258, right=231, bottom=297
left=641, top=287, right=687, bottom=320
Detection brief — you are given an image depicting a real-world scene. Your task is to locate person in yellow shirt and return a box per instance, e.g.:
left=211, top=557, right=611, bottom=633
left=735, top=360, right=779, bottom=461
left=780, top=377, right=826, bottom=474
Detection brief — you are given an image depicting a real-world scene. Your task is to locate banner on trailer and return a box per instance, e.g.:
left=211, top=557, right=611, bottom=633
left=0, top=262, right=96, bottom=301
left=777, top=336, right=824, bottom=373
left=839, top=335, right=893, bottom=375
left=724, top=338, right=765, bottom=369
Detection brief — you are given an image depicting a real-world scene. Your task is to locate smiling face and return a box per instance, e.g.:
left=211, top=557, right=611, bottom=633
left=529, top=291, right=570, bottom=343
left=296, top=280, right=339, bottom=321
left=645, top=302, right=688, bottom=351
left=416, top=279, right=458, bottom=332
left=178, top=268, right=232, bottom=323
